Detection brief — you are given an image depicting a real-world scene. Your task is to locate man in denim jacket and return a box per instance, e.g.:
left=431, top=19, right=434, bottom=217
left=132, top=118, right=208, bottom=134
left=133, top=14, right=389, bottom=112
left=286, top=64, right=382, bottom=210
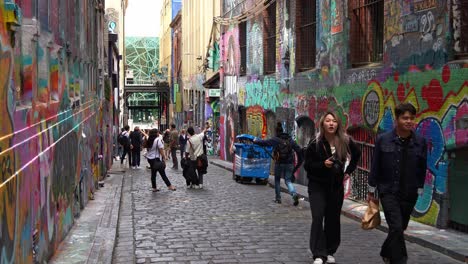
left=368, top=103, right=427, bottom=264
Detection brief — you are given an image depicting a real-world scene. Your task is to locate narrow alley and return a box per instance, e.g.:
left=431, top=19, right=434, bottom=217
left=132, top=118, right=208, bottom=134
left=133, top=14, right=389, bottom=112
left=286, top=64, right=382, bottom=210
left=103, top=160, right=461, bottom=264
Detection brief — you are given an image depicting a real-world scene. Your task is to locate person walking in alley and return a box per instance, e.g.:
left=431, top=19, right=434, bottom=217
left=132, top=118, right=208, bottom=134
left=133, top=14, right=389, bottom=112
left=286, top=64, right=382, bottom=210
left=163, top=129, right=171, bottom=160
left=129, top=126, right=143, bottom=169
left=179, top=129, right=188, bottom=160
left=253, top=122, right=304, bottom=205
left=304, top=112, right=361, bottom=264
left=186, top=124, right=209, bottom=189
left=368, top=103, right=427, bottom=264
left=169, top=124, right=179, bottom=170
left=145, top=128, right=176, bottom=192
left=119, top=125, right=132, bottom=167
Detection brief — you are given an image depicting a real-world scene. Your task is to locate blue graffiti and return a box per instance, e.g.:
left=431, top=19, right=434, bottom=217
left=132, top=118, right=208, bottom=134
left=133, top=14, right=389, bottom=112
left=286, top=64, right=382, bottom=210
left=414, top=118, right=448, bottom=214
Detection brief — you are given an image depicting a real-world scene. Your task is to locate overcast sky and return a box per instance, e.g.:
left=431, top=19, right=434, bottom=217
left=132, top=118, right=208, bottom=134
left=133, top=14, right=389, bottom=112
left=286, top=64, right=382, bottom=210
left=125, top=0, right=163, bottom=37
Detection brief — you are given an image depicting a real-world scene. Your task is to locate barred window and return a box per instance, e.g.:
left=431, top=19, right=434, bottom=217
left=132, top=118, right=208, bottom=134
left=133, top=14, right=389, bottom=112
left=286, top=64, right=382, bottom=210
left=296, top=0, right=316, bottom=71
left=349, top=0, right=384, bottom=67
left=263, top=0, right=276, bottom=74
left=239, top=21, right=247, bottom=76
left=454, top=0, right=468, bottom=58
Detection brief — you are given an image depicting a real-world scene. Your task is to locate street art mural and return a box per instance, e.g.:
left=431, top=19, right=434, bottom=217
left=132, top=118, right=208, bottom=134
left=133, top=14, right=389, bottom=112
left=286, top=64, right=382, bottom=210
left=219, top=0, right=468, bottom=228
left=0, top=1, right=113, bottom=263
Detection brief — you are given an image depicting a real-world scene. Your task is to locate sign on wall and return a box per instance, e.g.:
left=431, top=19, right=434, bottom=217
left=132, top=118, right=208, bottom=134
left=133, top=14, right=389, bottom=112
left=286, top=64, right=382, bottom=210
left=208, top=89, right=221, bottom=97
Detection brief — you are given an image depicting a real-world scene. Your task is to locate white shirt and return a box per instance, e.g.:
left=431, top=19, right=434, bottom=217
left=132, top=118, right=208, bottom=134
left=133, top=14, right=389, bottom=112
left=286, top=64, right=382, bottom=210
left=187, top=133, right=205, bottom=160
left=146, top=138, right=164, bottom=159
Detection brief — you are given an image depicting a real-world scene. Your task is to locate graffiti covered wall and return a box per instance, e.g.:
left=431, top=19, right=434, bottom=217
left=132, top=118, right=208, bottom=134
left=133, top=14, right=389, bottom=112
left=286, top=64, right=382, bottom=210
left=219, top=0, right=468, bottom=228
left=0, top=1, right=112, bottom=263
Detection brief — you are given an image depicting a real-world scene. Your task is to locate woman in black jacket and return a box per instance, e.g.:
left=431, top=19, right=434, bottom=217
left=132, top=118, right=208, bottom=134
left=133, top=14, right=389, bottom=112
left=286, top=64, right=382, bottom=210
left=304, top=112, right=361, bottom=264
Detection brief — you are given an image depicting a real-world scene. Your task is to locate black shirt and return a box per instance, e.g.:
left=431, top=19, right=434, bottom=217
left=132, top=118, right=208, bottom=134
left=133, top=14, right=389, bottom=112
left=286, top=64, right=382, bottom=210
left=398, top=135, right=411, bottom=195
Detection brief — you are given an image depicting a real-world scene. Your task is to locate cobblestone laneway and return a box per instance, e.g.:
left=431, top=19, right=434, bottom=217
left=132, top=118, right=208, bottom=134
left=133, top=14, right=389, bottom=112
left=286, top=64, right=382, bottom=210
left=112, top=159, right=462, bottom=264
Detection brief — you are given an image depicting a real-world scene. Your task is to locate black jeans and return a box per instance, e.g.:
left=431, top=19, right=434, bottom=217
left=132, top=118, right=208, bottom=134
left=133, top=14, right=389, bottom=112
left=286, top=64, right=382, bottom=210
left=121, top=147, right=132, bottom=165
left=188, top=160, right=203, bottom=185
left=171, top=147, right=178, bottom=169
left=131, top=149, right=141, bottom=167
left=380, top=192, right=417, bottom=263
left=147, top=158, right=172, bottom=189
left=308, top=182, right=344, bottom=260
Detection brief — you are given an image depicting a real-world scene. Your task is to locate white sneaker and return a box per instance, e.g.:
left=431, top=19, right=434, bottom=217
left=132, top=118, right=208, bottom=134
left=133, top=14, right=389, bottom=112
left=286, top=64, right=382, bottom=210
left=199, top=184, right=203, bottom=189
left=327, top=255, right=336, bottom=264
left=313, top=258, right=323, bottom=264
left=193, top=185, right=200, bottom=189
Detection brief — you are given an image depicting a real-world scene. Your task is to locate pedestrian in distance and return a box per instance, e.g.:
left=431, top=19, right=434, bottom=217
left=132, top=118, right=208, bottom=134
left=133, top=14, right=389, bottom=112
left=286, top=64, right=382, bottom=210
left=253, top=122, right=304, bottom=205
left=119, top=125, right=132, bottom=168
left=304, top=111, right=361, bottom=264
left=163, top=129, right=171, bottom=160
left=179, top=129, right=188, bottom=160
left=368, top=103, right=427, bottom=264
left=144, top=129, right=176, bottom=192
left=129, top=126, right=143, bottom=169
left=169, top=124, right=179, bottom=170
left=186, top=124, right=209, bottom=189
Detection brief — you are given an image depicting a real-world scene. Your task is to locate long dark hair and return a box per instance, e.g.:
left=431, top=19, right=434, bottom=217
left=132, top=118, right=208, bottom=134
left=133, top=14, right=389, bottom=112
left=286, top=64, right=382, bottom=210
left=316, top=111, right=350, bottom=161
left=146, top=129, right=159, bottom=149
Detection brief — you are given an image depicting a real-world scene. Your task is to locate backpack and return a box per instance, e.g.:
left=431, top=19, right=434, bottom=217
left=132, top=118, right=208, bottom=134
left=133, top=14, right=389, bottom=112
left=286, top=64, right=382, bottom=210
left=118, top=132, right=129, bottom=146
left=273, top=138, right=293, bottom=162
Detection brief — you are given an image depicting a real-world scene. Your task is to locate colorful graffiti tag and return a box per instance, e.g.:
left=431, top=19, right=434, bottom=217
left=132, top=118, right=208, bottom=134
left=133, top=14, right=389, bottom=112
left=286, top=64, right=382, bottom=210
left=0, top=2, right=113, bottom=263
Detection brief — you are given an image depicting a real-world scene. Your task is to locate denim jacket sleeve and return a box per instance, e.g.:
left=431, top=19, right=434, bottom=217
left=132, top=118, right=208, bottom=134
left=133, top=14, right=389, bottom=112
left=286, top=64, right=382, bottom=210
left=253, top=138, right=277, bottom=147
left=418, top=138, right=428, bottom=189
left=368, top=135, right=382, bottom=192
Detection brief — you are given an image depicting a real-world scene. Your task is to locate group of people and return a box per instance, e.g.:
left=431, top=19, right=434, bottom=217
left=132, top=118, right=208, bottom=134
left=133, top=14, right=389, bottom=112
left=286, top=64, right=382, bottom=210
left=117, top=123, right=211, bottom=191
left=117, top=102, right=425, bottom=264
left=253, top=103, right=426, bottom=264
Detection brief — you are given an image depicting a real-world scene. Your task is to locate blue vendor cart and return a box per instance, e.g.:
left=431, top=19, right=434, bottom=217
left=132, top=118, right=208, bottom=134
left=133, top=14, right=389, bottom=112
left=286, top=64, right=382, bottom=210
left=232, top=134, right=273, bottom=184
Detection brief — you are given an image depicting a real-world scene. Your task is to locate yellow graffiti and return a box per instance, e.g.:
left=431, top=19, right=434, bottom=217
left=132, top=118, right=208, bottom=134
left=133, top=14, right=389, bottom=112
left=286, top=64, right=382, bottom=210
left=384, top=0, right=402, bottom=42
left=417, top=83, right=468, bottom=122
left=247, top=106, right=266, bottom=138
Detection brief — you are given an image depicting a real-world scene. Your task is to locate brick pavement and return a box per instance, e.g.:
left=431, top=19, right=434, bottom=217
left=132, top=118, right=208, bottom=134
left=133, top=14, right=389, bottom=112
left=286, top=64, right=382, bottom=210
left=112, top=158, right=463, bottom=264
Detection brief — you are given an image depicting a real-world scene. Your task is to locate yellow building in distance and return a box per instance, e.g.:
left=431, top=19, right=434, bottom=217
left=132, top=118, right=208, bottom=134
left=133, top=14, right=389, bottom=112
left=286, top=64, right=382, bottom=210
left=182, top=0, right=220, bottom=127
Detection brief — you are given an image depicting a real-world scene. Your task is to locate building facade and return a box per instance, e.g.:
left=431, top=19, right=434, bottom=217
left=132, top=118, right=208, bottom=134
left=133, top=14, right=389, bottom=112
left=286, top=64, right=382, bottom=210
left=160, top=0, right=182, bottom=125
left=181, top=0, right=221, bottom=128
left=218, top=0, right=468, bottom=230
left=171, top=11, right=184, bottom=128
left=0, top=1, right=114, bottom=263
left=105, top=0, right=128, bottom=127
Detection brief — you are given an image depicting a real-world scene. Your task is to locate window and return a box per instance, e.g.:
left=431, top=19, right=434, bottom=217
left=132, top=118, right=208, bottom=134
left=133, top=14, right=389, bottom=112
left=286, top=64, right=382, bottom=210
left=239, top=21, right=247, bottom=76
left=454, top=0, right=468, bottom=58
left=263, top=0, right=276, bottom=74
left=296, top=0, right=316, bottom=71
left=349, top=0, right=384, bottom=67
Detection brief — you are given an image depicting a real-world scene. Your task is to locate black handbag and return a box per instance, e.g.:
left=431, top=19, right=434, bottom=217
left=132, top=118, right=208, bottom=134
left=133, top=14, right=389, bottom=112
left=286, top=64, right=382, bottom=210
left=153, top=158, right=166, bottom=170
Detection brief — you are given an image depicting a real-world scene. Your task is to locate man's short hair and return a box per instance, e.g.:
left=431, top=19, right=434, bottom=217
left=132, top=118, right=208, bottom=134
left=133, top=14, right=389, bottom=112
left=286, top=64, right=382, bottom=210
left=124, top=125, right=130, bottom=131
left=187, top=126, right=195, bottom=136
left=395, top=103, right=416, bottom=118
left=171, top=124, right=176, bottom=129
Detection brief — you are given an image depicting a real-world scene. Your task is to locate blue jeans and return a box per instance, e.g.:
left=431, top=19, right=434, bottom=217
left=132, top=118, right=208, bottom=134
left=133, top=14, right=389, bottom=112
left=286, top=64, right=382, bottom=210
left=274, top=163, right=296, bottom=200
